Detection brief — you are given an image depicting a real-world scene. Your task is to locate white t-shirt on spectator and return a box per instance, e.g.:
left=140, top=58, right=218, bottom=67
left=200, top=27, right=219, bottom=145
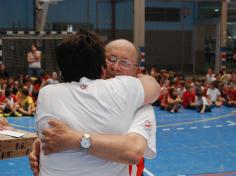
left=206, top=74, right=216, bottom=83
left=195, top=96, right=209, bottom=106
left=28, top=51, right=41, bottom=69
left=202, top=96, right=209, bottom=105
left=207, top=88, right=220, bottom=102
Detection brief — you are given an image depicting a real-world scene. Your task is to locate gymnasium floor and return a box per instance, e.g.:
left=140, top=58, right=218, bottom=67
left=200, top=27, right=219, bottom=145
left=0, top=106, right=236, bottom=176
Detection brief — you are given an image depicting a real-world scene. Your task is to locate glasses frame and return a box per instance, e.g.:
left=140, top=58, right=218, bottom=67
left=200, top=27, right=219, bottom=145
left=106, top=55, right=139, bottom=68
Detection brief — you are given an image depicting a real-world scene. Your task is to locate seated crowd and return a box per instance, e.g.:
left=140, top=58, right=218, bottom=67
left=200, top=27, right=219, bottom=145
left=148, top=67, right=236, bottom=113
left=0, top=63, right=235, bottom=118
left=0, top=64, right=59, bottom=117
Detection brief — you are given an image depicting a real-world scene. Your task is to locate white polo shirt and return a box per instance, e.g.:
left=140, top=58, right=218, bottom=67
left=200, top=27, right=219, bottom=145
left=36, top=76, right=150, bottom=176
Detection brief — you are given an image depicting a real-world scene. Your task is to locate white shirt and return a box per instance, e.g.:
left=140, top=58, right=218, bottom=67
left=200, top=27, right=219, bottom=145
left=47, top=79, right=59, bottom=84
left=128, top=105, right=156, bottom=159
left=36, top=76, right=151, bottom=176
left=128, top=105, right=157, bottom=176
left=206, top=74, right=216, bottom=83
left=207, top=88, right=221, bottom=102
left=202, top=96, right=209, bottom=106
left=196, top=96, right=209, bottom=106
left=28, top=51, right=41, bottom=68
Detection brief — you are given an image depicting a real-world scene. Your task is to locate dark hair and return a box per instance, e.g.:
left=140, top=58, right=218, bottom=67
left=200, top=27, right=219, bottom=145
left=169, top=87, right=177, bottom=99
left=195, top=86, right=202, bottom=97
left=5, top=88, right=11, bottom=97
left=56, top=29, right=106, bottom=82
left=21, top=88, right=29, bottom=96
left=209, top=66, right=214, bottom=71
left=211, top=80, right=218, bottom=88
left=30, top=43, right=37, bottom=50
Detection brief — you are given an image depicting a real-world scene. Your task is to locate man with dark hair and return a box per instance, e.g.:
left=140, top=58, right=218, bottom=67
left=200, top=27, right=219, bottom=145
left=34, top=30, right=160, bottom=176
left=55, top=30, right=106, bottom=82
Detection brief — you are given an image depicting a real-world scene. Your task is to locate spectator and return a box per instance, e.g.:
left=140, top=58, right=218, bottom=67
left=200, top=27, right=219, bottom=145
left=150, top=67, right=158, bottom=80
left=206, top=81, right=222, bottom=106
left=27, top=43, right=42, bottom=77
left=195, top=87, right=212, bottom=113
left=206, top=67, right=216, bottom=83
left=159, top=88, right=169, bottom=110
left=17, top=88, right=36, bottom=116
left=182, top=85, right=196, bottom=109
left=41, top=72, right=59, bottom=87
left=226, top=85, right=236, bottom=107
left=167, top=87, right=181, bottom=113
left=0, top=64, right=9, bottom=79
left=176, top=80, right=186, bottom=99
left=2, top=88, right=22, bottom=117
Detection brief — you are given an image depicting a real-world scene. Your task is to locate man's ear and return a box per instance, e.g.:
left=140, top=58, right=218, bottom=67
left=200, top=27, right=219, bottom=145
left=101, top=66, right=107, bottom=79
left=136, top=67, right=142, bottom=77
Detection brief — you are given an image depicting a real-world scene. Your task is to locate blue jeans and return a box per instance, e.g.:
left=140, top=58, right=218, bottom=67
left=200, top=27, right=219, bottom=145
left=28, top=68, right=42, bottom=77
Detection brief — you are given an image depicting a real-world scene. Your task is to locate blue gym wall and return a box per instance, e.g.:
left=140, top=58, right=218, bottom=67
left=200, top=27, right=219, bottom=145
left=145, top=1, right=196, bottom=31
left=47, top=0, right=133, bottom=30
left=0, top=0, right=134, bottom=31
left=0, top=0, right=34, bottom=29
left=0, top=0, right=210, bottom=74
left=0, top=0, right=197, bottom=31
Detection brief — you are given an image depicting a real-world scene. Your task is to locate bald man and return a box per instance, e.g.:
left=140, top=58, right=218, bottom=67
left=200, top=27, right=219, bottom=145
left=30, top=38, right=159, bottom=176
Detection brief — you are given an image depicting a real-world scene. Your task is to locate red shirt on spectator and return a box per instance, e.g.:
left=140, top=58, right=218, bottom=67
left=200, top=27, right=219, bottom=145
left=228, top=88, right=236, bottom=101
left=0, top=95, right=5, bottom=104
left=182, top=91, right=195, bottom=108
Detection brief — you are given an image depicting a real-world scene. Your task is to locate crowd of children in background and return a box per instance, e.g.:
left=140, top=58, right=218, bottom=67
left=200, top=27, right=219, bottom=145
left=0, top=63, right=59, bottom=117
left=0, top=63, right=235, bottom=118
left=149, top=67, right=236, bottom=113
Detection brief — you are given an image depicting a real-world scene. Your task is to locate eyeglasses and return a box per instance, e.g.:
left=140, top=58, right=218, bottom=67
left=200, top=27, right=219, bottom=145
left=106, top=55, right=138, bottom=68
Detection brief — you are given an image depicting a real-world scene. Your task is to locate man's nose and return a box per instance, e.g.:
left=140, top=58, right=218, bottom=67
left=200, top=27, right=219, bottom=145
left=111, top=61, right=121, bottom=70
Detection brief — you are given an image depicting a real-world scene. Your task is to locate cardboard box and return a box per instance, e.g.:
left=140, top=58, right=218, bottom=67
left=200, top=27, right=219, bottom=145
left=0, top=129, right=37, bottom=160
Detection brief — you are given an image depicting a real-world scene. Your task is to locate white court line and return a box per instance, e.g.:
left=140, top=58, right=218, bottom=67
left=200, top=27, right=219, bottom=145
left=190, top=126, right=198, bottom=129
left=162, top=128, right=171, bottom=131
left=203, top=126, right=211, bottom=128
left=144, top=168, right=155, bottom=176
left=227, top=120, right=236, bottom=126
left=176, top=127, right=184, bottom=130
left=228, top=124, right=235, bottom=126
left=216, top=125, right=223, bottom=127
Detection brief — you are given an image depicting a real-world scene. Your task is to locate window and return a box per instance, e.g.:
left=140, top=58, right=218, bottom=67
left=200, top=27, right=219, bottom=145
left=145, top=8, right=181, bottom=22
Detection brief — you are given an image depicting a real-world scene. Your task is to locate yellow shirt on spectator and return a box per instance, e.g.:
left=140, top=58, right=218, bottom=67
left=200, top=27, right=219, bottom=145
left=20, top=96, right=35, bottom=110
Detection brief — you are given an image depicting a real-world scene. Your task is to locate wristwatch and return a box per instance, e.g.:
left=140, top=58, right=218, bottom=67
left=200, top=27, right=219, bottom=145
left=80, top=133, right=91, bottom=151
